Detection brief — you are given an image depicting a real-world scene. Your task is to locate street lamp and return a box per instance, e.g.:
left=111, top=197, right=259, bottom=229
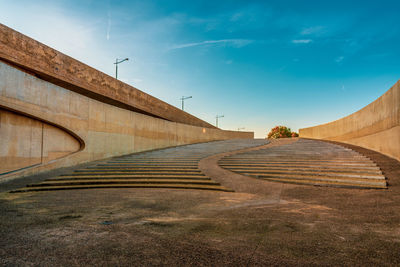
left=216, top=114, right=224, bottom=128
left=237, top=127, right=245, bottom=131
left=180, top=96, right=192, bottom=111
left=114, top=58, right=129, bottom=79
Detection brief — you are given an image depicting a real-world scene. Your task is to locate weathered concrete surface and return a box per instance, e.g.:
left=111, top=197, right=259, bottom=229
left=300, top=80, right=400, bottom=162
left=0, top=38, right=252, bottom=181
left=0, top=23, right=215, bottom=128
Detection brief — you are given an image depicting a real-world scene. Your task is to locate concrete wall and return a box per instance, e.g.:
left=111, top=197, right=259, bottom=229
left=299, top=80, right=400, bottom=162
left=0, top=23, right=215, bottom=128
left=0, top=109, right=81, bottom=174
left=0, top=60, right=252, bottom=181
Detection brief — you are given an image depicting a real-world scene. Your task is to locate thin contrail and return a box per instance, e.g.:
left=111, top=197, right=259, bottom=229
left=106, top=13, right=111, bottom=40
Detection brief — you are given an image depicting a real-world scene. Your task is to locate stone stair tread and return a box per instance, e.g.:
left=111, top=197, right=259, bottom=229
left=219, top=163, right=380, bottom=170
left=219, top=161, right=377, bottom=167
left=222, top=166, right=382, bottom=175
left=62, top=173, right=206, bottom=178
left=29, top=179, right=220, bottom=187
left=262, top=177, right=387, bottom=189
left=108, top=160, right=200, bottom=163
left=68, top=173, right=204, bottom=176
left=237, top=170, right=384, bottom=179
left=254, top=173, right=386, bottom=184
left=87, top=166, right=199, bottom=169
left=94, top=164, right=199, bottom=166
left=76, top=168, right=200, bottom=173
left=51, top=175, right=210, bottom=180
left=220, top=157, right=373, bottom=163
left=10, top=184, right=233, bottom=193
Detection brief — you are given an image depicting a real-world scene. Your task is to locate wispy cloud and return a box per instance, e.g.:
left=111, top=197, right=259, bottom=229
left=335, top=56, right=344, bottom=63
left=291, top=39, right=313, bottom=44
left=169, top=39, right=253, bottom=50
left=301, top=26, right=325, bottom=35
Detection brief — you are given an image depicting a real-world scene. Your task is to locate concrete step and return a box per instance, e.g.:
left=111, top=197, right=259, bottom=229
left=234, top=169, right=385, bottom=179
left=86, top=166, right=199, bottom=170
left=69, top=171, right=204, bottom=175
left=109, top=159, right=201, bottom=163
left=116, top=158, right=203, bottom=161
left=55, top=174, right=209, bottom=180
left=46, top=175, right=211, bottom=181
left=221, top=165, right=382, bottom=175
left=261, top=177, right=387, bottom=189
left=219, top=161, right=377, bottom=167
left=10, top=183, right=233, bottom=193
left=219, top=163, right=381, bottom=171
left=28, top=179, right=220, bottom=187
left=96, top=164, right=199, bottom=167
left=76, top=167, right=200, bottom=173
left=113, top=160, right=202, bottom=163
left=220, top=158, right=374, bottom=163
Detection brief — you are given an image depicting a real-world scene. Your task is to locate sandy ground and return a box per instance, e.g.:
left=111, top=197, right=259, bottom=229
left=1, top=139, right=400, bottom=266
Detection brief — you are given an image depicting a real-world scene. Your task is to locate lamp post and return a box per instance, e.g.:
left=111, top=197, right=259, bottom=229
left=237, top=127, right=245, bottom=131
left=216, top=115, right=224, bottom=128
left=180, top=96, right=192, bottom=111
left=114, top=58, right=129, bottom=79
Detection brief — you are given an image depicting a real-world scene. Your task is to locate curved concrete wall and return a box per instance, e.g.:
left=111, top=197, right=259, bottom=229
left=0, top=109, right=81, bottom=174
left=0, top=60, right=252, bottom=181
left=0, top=25, right=253, bottom=181
left=0, top=23, right=215, bottom=128
left=299, top=80, right=400, bottom=161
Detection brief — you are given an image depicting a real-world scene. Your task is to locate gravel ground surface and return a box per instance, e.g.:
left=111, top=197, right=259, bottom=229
left=1, top=138, right=399, bottom=266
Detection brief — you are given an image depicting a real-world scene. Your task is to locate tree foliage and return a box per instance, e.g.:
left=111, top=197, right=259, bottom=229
left=267, top=126, right=299, bottom=139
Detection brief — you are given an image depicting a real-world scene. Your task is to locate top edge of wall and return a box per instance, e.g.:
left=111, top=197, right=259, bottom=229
left=0, top=23, right=217, bottom=129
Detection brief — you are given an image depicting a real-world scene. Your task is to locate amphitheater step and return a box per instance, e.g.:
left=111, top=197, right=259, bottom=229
left=54, top=174, right=210, bottom=179
left=219, top=139, right=387, bottom=189
left=27, top=179, right=221, bottom=187
left=81, top=168, right=200, bottom=172
left=250, top=174, right=386, bottom=187
left=219, top=165, right=382, bottom=174
left=67, top=171, right=204, bottom=176
left=233, top=169, right=384, bottom=179
left=219, top=163, right=381, bottom=170
left=10, top=183, right=233, bottom=193
left=10, top=139, right=276, bottom=193
left=53, top=175, right=209, bottom=180
left=262, top=177, right=387, bottom=189
left=219, top=160, right=376, bottom=165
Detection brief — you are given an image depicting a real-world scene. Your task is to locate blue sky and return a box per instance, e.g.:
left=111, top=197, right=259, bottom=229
left=1, top=0, right=399, bottom=137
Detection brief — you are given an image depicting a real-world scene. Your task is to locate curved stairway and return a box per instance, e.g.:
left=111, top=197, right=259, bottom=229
left=218, top=139, right=387, bottom=189
left=11, top=139, right=269, bottom=193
